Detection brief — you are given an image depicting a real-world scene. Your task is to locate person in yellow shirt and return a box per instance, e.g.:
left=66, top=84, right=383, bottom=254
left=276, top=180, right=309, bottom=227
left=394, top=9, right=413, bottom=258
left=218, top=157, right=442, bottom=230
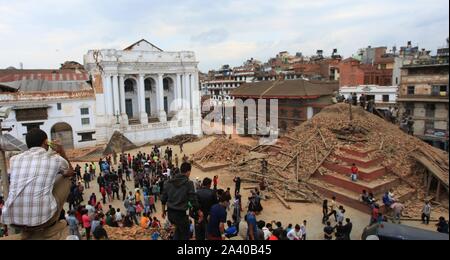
left=135, top=190, right=141, bottom=205
left=140, top=213, right=150, bottom=229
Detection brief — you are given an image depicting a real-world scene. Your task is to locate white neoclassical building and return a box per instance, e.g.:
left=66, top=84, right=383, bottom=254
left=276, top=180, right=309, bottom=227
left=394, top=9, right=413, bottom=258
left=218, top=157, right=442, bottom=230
left=84, top=39, right=202, bottom=145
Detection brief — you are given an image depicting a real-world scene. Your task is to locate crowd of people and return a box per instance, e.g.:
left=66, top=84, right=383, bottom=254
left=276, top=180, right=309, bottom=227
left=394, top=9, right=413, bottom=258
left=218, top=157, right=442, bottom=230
left=62, top=144, right=190, bottom=240
left=0, top=128, right=448, bottom=240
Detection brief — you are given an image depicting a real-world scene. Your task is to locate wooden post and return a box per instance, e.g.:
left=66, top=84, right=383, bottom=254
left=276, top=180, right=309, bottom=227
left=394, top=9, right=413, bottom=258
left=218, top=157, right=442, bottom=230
left=318, top=129, right=328, bottom=149
left=436, top=181, right=441, bottom=202
left=282, top=151, right=300, bottom=171
left=426, top=174, right=433, bottom=197
left=307, top=146, right=334, bottom=180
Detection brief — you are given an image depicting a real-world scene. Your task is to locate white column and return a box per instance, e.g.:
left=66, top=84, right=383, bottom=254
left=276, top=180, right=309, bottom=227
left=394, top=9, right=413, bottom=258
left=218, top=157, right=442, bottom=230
left=192, top=72, right=200, bottom=111
left=184, top=73, right=192, bottom=110
left=138, top=74, right=148, bottom=125
left=176, top=74, right=183, bottom=110
left=104, top=74, right=114, bottom=119
left=119, top=74, right=128, bottom=125
left=112, top=74, right=120, bottom=117
left=157, top=73, right=167, bottom=122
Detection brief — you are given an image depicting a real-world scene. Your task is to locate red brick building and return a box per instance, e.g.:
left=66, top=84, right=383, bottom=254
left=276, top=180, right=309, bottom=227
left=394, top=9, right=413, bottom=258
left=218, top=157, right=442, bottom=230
left=231, top=79, right=339, bottom=134
left=339, top=58, right=394, bottom=87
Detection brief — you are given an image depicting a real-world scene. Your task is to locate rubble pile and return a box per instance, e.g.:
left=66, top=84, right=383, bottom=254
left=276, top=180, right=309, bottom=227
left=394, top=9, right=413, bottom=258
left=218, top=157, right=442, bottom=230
left=284, top=103, right=444, bottom=180
left=164, top=134, right=199, bottom=145
left=103, top=226, right=172, bottom=240
left=193, top=137, right=252, bottom=163
left=233, top=103, right=448, bottom=212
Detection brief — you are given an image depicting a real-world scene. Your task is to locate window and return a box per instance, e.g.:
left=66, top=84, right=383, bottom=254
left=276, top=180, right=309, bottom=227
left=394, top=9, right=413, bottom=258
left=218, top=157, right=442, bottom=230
left=395, top=77, right=399, bottom=85
left=57, top=103, right=62, bottom=110
left=78, top=132, right=95, bottom=142
left=425, top=120, right=434, bottom=131
left=125, top=80, right=134, bottom=92
left=407, top=86, right=415, bottom=95
left=280, top=109, right=288, bottom=117
left=432, top=85, right=448, bottom=96
left=81, top=118, right=90, bottom=125
left=16, top=108, right=48, bottom=122
left=405, top=103, right=415, bottom=116
left=80, top=108, right=89, bottom=115
left=163, top=78, right=170, bottom=91
left=382, top=95, right=390, bottom=102
left=425, top=104, right=436, bottom=118
left=144, top=79, right=153, bottom=92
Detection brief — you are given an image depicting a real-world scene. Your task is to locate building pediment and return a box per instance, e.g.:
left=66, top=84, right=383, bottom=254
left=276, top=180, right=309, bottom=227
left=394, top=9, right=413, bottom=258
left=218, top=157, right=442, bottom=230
left=124, top=39, right=163, bottom=52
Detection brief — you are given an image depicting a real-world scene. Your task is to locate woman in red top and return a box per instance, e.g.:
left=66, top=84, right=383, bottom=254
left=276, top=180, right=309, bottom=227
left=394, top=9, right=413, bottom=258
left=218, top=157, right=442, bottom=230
left=81, top=209, right=91, bottom=240
left=100, top=186, right=106, bottom=204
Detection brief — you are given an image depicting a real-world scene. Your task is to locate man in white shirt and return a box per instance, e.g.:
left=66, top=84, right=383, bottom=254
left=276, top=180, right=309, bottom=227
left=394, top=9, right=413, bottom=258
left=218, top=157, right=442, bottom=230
left=115, top=208, right=123, bottom=223
left=286, top=224, right=302, bottom=240
left=262, top=223, right=272, bottom=240
left=1, top=129, right=74, bottom=239
left=300, top=220, right=307, bottom=240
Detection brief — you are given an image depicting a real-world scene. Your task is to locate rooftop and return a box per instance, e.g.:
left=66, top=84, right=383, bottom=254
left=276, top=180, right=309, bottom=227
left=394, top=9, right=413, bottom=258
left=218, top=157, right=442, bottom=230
left=231, top=79, right=338, bottom=99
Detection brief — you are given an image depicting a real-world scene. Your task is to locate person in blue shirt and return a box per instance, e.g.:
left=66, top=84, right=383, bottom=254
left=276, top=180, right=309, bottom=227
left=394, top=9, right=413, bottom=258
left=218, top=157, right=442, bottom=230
left=382, top=192, right=394, bottom=208
left=224, top=220, right=238, bottom=238
left=206, top=195, right=228, bottom=240
left=246, top=210, right=257, bottom=240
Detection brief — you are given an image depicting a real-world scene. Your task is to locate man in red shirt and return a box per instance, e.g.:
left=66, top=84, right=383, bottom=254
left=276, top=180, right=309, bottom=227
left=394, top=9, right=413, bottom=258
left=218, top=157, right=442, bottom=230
left=213, top=176, right=218, bottom=190
left=350, top=163, right=358, bottom=182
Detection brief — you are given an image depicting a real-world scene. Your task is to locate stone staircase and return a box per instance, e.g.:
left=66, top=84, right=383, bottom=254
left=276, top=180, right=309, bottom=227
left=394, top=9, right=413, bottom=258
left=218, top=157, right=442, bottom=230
left=309, top=144, right=415, bottom=214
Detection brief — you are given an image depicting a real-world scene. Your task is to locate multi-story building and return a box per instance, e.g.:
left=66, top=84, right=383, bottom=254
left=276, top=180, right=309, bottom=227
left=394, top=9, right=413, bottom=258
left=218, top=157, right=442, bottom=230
left=0, top=63, right=97, bottom=149
left=231, top=79, right=339, bottom=134
left=0, top=39, right=203, bottom=149
left=84, top=39, right=202, bottom=144
left=339, top=46, right=395, bottom=87
left=339, top=85, right=398, bottom=110
left=397, top=46, right=449, bottom=151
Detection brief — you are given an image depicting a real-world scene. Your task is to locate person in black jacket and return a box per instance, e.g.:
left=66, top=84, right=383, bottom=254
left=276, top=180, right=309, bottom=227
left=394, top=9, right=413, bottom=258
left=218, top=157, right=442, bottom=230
left=161, top=162, right=202, bottom=240
left=195, top=177, right=218, bottom=240
left=343, top=218, right=352, bottom=240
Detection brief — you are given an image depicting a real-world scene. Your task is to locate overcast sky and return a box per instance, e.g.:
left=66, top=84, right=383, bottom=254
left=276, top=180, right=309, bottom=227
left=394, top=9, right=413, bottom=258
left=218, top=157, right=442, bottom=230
left=0, top=0, right=448, bottom=72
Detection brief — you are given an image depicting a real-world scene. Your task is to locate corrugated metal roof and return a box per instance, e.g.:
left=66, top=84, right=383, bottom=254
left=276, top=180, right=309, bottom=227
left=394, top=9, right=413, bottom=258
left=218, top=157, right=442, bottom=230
left=231, top=79, right=339, bottom=98
left=0, top=79, right=92, bottom=92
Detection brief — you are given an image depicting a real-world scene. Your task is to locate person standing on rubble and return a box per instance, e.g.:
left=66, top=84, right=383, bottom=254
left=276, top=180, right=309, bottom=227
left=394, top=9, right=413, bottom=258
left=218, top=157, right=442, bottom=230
left=0, top=129, right=74, bottom=239
left=350, top=164, right=359, bottom=182
left=233, top=176, right=241, bottom=196
left=261, top=159, right=268, bottom=175
left=421, top=200, right=432, bottom=225
left=352, top=93, right=358, bottom=106
left=161, top=162, right=202, bottom=240
left=359, top=94, right=367, bottom=109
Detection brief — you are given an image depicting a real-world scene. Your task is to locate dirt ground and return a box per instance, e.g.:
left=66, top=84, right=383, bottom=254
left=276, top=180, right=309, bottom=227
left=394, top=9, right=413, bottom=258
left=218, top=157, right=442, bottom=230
left=72, top=135, right=443, bottom=240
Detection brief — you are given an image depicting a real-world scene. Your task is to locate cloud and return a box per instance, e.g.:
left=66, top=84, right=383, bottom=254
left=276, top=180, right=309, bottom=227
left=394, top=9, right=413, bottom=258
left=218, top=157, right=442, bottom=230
left=0, top=0, right=448, bottom=71
left=191, top=28, right=229, bottom=44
